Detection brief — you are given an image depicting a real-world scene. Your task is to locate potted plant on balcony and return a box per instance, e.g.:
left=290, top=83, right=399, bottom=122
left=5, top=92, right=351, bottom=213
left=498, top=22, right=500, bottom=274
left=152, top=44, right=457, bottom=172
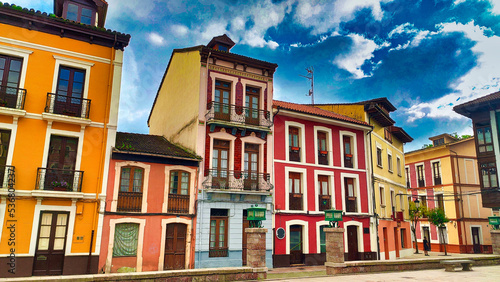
left=319, top=150, right=328, bottom=156
left=0, top=99, right=7, bottom=107
left=52, top=180, right=70, bottom=191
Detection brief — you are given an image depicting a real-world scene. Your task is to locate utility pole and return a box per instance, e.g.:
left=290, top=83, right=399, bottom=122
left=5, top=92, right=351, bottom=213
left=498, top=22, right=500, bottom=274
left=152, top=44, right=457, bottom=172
left=299, top=66, right=314, bottom=105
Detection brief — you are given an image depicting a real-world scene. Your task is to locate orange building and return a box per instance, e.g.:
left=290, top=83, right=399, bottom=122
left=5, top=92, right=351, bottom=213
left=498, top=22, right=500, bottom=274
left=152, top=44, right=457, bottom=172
left=0, top=0, right=129, bottom=277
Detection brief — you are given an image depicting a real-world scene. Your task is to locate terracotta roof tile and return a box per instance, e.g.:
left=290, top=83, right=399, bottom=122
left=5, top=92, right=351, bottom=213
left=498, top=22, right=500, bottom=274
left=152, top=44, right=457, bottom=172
left=114, top=132, right=201, bottom=161
left=273, top=100, right=370, bottom=127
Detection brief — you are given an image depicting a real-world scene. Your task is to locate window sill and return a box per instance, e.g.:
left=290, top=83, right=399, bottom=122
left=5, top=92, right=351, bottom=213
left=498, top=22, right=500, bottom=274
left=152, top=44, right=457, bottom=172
left=377, top=164, right=383, bottom=168
left=388, top=170, right=393, bottom=174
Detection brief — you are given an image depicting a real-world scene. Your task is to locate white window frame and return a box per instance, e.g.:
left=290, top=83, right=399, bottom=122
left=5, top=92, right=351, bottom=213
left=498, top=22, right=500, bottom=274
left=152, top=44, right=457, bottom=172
left=434, top=192, right=445, bottom=212
left=208, top=129, right=237, bottom=171
left=285, top=167, right=308, bottom=212
left=387, top=149, right=393, bottom=173
left=111, top=161, right=151, bottom=213
left=316, top=221, right=329, bottom=254
left=314, top=126, right=333, bottom=166
left=158, top=217, right=192, bottom=270
left=396, top=156, right=402, bottom=176
left=314, top=170, right=335, bottom=212
left=105, top=217, right=146, bottom=273
left=343, top=221, right=364, bottom=253
left=285, top=220, right=309, bottom=255
left=51, top=55, right=93, bottom=99
left=240, top=134, right=266, bottom=174
left=241, top=80, right=268, bottom=111
left=285, top=121, right=306, bottom=163
left=163, top=165, right=197, bottom=214
left=340, top=172, right=361, bottom=214
left=415, top=162, right=426, bottom=187
left=469, top=225, right=483, bottom=246
left=379, top=184, right=386, bottom=217
left=340, top=130, right=358, bottom=169
left=0, top=44, right=33, bottom=89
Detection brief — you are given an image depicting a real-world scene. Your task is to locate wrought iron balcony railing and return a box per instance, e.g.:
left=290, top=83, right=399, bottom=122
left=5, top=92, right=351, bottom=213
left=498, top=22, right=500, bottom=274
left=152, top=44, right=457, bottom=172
left=318, top=195, right=331, bottom=211
left=0, top=85, right=26, bottom=110
left=44, top=93, right=91, bottom=119
left=209, top=247, right=228, bottom=257
left=167, top=194, right=190, bottom=214
left=0, top=165, right=15, bottom=188
left=35, top=168, right=84, bottom=192
left=117, top=191, right=142, bottom=212
left=203, top=169, right=272, bottom=192
left=205, top=102, right=272, bottom=128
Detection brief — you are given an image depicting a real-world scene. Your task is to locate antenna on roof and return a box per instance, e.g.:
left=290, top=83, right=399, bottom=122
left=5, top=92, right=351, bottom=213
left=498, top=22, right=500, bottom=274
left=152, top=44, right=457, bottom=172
left=299, top=67, right=314, bottom=105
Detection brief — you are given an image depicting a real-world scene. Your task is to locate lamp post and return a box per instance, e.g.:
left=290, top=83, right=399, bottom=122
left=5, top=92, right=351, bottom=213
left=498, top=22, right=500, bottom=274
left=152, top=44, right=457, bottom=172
left=412, top=198, right=421, bottom=254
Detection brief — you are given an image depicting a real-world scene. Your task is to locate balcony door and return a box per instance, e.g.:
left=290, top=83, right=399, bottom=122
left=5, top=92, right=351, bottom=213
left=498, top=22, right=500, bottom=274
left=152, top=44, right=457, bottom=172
left=343, top=135, right=353, bottom=168
left=45, top=136, right=78, bottom=191
left=0, top=130, right=11, bottom=185
left=0, top=55, right=22, bottom=107
left=214, top=80, right=231, bottom=121
left=54, top=66, right=85, bottom=117
left=33, top=211, right=69, bottom=276
left=245, top=87, right=260, bottom=125
left=344, top=178, right=357, bottom=212
left=164, top=223, right=187, bottom=270
left=244, top=143, right=259, bottom=191
left=347, top=226, right=359, bottom=261
left=290, top=225, right=304, bottom=264
left=212, top=139, right=229, bottom=188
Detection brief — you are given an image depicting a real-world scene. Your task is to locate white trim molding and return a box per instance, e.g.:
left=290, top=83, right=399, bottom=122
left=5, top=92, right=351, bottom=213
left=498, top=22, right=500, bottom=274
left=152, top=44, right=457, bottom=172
left=313, top=126, right=333, bottom=166
left=208, top=129, right=237, bottom=171
left=158, top=217, right=192, bottom=270
left=163, top=165, right=197, bottom=214
left=285, top=219, right=309, bottom=254
left=0, top=43, right=33, bottom=89
left=285, top=121, right=306, bottom=163
left=314, top=170, right=335, bottom=212
left=340, top=130, right=358, bottom=169
left=340, top=172, right=361, bottom=214
left=111, top=161, right=151, bottom=213
left=284, top=166, right=308, bottom=211
left=343, top=221, right=364, bottom=253
left=316, top=220, right=329, bottom=254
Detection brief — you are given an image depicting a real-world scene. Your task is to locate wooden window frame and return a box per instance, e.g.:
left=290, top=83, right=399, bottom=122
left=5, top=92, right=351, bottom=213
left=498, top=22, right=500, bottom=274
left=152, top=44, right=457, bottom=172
left=209, top=211, right=228, bottom=257
left=289, top=127, right=301, bottom=162
left=476, top=123, right=494, bottom=154
left=376, top=147, right=382, bottom=167
left=0, top=54, right=23, bottom=89
left=388, top=153, right=393, bottom=173
left=480, top=162, right=498, bottom=189
left=432, top=162, right=442, bottom=185
left=397, top=157, right=402, bottom=176
left=344, top=177, right=357, bottom=213
left=117, top=166, right=144, bottom=212
left=289, top=172, right=303, bottom=210
left=384, top=128, right=393, bottom=143
left=63, top=1, right=96, bottom=25
left=318, top=175, right=330, bottom=211
left=417, top=165, right=425, bottom=188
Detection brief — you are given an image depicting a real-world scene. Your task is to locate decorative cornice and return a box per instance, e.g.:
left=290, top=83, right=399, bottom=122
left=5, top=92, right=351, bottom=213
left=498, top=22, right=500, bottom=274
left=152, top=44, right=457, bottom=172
left=208, top=64, right=270, bottom=83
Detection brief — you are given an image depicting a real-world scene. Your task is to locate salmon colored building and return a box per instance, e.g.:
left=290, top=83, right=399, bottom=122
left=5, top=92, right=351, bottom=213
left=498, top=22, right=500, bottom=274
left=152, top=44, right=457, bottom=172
left=99, top=132, right=201, bottom=273
left=405, top=134, right=493, bottom=254
left=0, top=0, right=129, bottom=277
left=272, top=101, right=376, bottom=267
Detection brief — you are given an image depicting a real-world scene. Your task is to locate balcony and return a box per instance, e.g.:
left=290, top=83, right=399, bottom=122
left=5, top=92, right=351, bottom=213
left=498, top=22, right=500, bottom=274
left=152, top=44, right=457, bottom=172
left=35, top=168, right=83, bottom=192
left=345, top=197, right=357, bottom=212
left=289, top=147, right=301, bottom=162
left=289, top=193, right=303, bottom=210
left=117, top=191, right=142, bottom=212
left=0, top=165, right=15, bottom=188
left=318, top=151, right=329, bottom=165
left=44, top=93, right=91, bottom=119
left=0, top=86, right=26, bottom=110
left=434, top=177, right=442, bottom=185
left=205, top=102, right=272, bottom=129
left=203, top=169, right=272, bottom=192
left=318, top=195, right=331, bottom=211
left=168, top=194, right=190, bottom=214
left=209, top=247, right=228, bottom=258
left=344, top=154, right=353, bottom=168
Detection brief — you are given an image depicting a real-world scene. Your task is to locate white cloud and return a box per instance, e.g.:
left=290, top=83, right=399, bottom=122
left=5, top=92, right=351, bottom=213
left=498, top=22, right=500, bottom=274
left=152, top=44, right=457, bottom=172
left=332, top=34, right=378, bottom=78
left=489, top=0, right=500, bottom=14
left=171, top=24, right=189, bottom=37
left=147, top=32, right=166, bottom=46
left=405, top=21, right=500, bottom=122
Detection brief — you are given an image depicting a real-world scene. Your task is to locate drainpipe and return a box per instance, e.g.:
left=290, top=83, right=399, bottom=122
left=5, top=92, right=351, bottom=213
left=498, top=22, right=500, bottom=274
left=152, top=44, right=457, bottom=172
left=450, top=149, right=467, bottom=252
left=366, top=119, right=380, bottom=260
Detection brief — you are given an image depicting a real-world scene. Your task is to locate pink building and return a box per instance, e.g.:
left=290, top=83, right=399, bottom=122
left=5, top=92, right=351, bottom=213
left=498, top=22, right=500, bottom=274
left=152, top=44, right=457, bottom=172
left=99, top=132, right=201, bottom=273
left=272, top=101, right=376, bottom=267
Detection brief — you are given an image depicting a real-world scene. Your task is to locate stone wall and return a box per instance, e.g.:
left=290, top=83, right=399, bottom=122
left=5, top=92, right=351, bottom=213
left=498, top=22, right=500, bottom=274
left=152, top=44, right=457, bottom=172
left=491, top=230, right=500, bottom=255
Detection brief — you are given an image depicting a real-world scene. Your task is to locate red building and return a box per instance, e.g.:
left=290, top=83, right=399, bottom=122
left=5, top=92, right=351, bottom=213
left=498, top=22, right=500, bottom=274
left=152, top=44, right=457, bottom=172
left=99, top=132, right=201, bottom=273
left=272, top=101, right=376, bottom=267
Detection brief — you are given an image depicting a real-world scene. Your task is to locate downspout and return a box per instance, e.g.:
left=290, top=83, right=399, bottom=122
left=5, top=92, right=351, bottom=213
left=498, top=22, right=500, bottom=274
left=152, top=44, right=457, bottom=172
left=450, top=149, right=467, bottom=252
left=87, top=34, right=117, bottom=274
left=366, top=118, right=379, bottom=260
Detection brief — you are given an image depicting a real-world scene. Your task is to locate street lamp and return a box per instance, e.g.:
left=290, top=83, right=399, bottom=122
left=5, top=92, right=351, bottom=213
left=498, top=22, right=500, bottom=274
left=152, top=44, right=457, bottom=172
left=247, top=205, right=266, bottom=228
left=414, top=198, right=420, bottom=208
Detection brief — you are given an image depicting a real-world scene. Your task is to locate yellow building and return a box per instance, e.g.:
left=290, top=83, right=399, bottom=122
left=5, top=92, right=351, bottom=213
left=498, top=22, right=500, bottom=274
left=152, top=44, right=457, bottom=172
left=315, top=98, right=414, bottom=259
left=405, top=134, right=493, bottom=254
left=0, top=0, right=129, bottom=277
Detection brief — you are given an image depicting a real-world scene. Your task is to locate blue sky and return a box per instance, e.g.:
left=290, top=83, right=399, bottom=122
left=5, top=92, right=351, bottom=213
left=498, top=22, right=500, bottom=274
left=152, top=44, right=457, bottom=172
left=13, top=0, right=500, bottom=151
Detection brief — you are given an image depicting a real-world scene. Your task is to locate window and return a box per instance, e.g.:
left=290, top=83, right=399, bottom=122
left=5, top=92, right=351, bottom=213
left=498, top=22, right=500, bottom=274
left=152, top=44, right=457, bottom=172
left=476, top=123, right=493, bottom=153
left=245, top=86, right=260, bottom=125
left=401, top=228, right=406, bottom=248
left=345, top=178, right=357, bottom=212
left=214, top=80, right=231, bottom=121
left=319, top=225, right=327, bottom=253
left=376, top=147, right=382, bottom=167
left=420, top=195, right=427, bottom=217
left=113, top=223, right=139, bottom=257
left=436, top=194, right=444, bottom=210
left=343, top=135, right=353, bottom=168
left=117, top=167, right=144, bottom=212
left=417, top=165, right=425, bottom=187
left=399, top=193, right=404, bottom=211
left=53, top=66, right=86, bottom=117
left=432, top=162, right=441, bottom=185
left=211, top=139, right=229, bottom=188
left=216, top=44, right=229, bottom=51
left=289, top=172, right=302, bottom=210
left=384, top=128, right=392, bottom=143
left=433, top=138, right=444, bottom=147
left=388, top=153, right=393, bottom=172
left=380, top=186, right=385, bottom=207
left=42, top=135, right=80, bottom=192
left=65, top=2, right=95, bottom=25
left=390, top=190, right=395, bottom=218
left=289, top=127, right=300, bottom=162
left=480, top=162, right=498, bottom=189
left=168, top=171, right=190, bottom=213
left=406, top=167, right=410, bottom=188
left=318, top=175, right=330, bottom=211
left=209, top=209, right=228, bottom=257
left=317, top=131, right=328, bottom=165
left=397, top=157, right=402, bottom=176
left=244, top=143, right=260, bottom=191
left=0, top=55, right=23, bottom=108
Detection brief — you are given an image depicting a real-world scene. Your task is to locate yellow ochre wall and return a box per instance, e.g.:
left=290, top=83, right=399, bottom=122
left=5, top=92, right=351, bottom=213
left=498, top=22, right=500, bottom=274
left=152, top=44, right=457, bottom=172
left=0, top=22, right=118, bottom=256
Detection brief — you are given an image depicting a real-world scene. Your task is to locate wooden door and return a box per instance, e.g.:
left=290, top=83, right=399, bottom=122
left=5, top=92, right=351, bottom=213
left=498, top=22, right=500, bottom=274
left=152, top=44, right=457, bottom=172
left=472, top=227, right=481, bottom=253
left=245, top=87, right=260, bottom=125
left=244, top=143, right=259, bottom=191
left=383, top=227, right=389, bottom=260
left=242, top=210, right=250, bottom=265
left=212, top=140, right=229, bottom=188
left=45, top=136, right=78, bottom=191
left=55, top=66, right=85, bottom=117
left=289, top=225, right=303, bottom=264
left=347, top=226, right=359, bottom=261
left=164, top=223, right=187, bottom=270
left=394, top=227, right=400, bottom=258
left=33, top=211, right=69, bottom=276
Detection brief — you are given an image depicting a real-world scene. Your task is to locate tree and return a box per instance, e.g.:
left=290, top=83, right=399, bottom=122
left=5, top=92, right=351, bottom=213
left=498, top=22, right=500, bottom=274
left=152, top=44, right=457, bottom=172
left=409, top=201, right=427, bottom=254
left=427, top=208, right=450, bottom=255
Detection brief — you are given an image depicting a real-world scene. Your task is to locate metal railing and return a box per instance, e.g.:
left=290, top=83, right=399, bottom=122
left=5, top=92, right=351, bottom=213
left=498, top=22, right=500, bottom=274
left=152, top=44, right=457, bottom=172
left=0, top=165, right=15, bottom=188
left=289, top=193, right=303, bottom=210
left=318, top=195, right=331, bottom=211
left=0, top=85, right=26, bottom=110
left=289, top=147, right=301, bottom=162
left=318, top=151, right=328, bottom=165
left=117, top=191, right=142, bottom=212
left=203, top=169, right=272, bottom=192
left=44, top=93, right=91, bottom=119
left=205, top=102, right=272, bottom=128
left=167, top=194, right=190, bottom=213
left=209, top=248, right=228, bottom=257
left=35, top=168, right=83, bottom=192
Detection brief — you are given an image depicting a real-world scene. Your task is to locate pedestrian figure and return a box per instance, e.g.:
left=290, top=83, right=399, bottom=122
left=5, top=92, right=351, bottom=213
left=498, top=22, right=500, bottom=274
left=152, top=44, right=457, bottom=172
left=423, top=237, right=430, bottom=256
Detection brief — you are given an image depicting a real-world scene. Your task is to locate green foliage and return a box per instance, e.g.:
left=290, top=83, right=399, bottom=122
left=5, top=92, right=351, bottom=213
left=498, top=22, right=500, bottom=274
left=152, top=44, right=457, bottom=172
left=427, top=208, right=450, bottom=228
left=116, top=138, right=135, bottom=150
left=409, top=201, right=427, bottom=221
left=422, top=143, right=433, bottom=149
